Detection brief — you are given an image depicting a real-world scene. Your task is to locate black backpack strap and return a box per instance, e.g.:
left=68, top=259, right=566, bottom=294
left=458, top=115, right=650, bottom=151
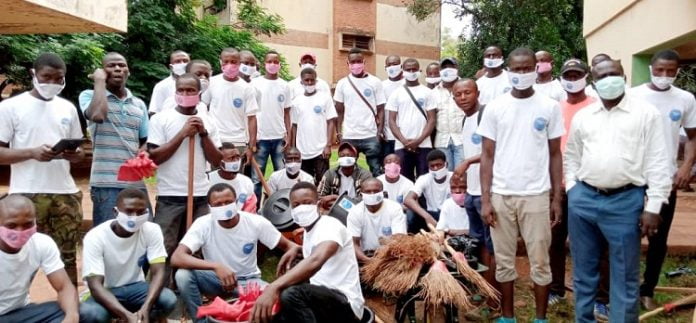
left=461, top=104, right=486, bottom=129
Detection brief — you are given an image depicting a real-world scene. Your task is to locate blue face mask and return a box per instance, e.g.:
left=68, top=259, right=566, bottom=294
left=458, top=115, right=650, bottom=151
left=594, top=76, right=626, bottom=100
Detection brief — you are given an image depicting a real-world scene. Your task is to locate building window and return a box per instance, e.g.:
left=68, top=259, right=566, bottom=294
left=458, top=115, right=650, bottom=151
left=341, top=34, right=373, bottom=52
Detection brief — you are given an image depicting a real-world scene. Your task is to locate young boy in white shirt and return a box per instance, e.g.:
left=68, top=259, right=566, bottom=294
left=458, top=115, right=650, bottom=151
left=435, top=174, right=470, bottom=236
left=268, top=147, right=315, bottom=192
left=208, top=144, right=258, bottom=213
left=376, top=153, right=414, bottom=205
left=404, top=149, right=452, bottom=233
left=80, top=189, right=176, bottom=322
left=476, top=46, right=511, bottom=105
left=288, top=52, right=331, bottom=100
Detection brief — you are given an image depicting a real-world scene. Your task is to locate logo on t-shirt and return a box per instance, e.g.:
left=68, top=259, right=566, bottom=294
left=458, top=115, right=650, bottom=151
left=137, top=254, right=147, bottom=267
left=233, top=98, right=243, bottom=108
left=340, top=198, right=354, bottom=210
left=670, top=109, right=682, bottom=122
left=503, top=87, right=512, bottom=93
left=396, top=195, right=404, bottom=204
left=238, top=193, right=248, bottom=204
left=313, top=105, right=323, bottom=114
left=363, top=88, right=372, bottom=97
left=471, top=133, right=482, bottom=145
left=61, top=118, right=71, bottom=125
left=533, top=117, right=548, bottom=131
left=381, top=227, right=393, bottom=236
left=417, top=98, right=425, bottom=107
left=242, top=243, right=254, bottom=255
left=278, top=94, right=285, bottom=103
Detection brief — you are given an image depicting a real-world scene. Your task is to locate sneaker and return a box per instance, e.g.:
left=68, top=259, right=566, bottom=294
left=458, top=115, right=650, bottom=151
left=594, top=302, right=609, bottom=322
left=547, top=293, right=565, bottom=306
left=495, top=317, right=517, bottom=323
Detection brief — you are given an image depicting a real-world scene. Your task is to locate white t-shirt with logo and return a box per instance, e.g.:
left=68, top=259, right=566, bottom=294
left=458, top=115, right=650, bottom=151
left=180, top=213, right=281, bottom=278
left=435, top=198, right=470, bottom=231
left=376, top=174, right=414, bottom=204
left=629, top=84, right=696, bottom=174
left=533, top=80, right=566, bottom=102
left=208, top=172, right=256, bottom=206
left=202, top=74, right=260, bottom=143
left=82, top=221, right=167, bottom=288
left=461, top=110, right=483, bottom=196
left=149, top=76, right=175, bottom=113
left=251, top=77, right=292, bottom=140
left=148, top=108, right=221, bottom=196
left=334, top=74, right=386, bottom=139
left=0, top=233, right=64, bottom=315
left=0, top=92, right=83, bottom=194
left=410, top=172, right=453, bottom=212
left=303, top=216, right=364, bottom=319
left=386, top=85, right=437, bottom=150
left=291, top=93, right=337, bottom=159
left=288, top=76, right=331, bottom=101
left=476, top=71, right=511, bottom=105
left=477, top=92, right=564, bottom=195
left=268, top=169, right=314, bottom=192
left=382, top=78, right=406, bottom=141
left=347, top=199, right=406, bottom=251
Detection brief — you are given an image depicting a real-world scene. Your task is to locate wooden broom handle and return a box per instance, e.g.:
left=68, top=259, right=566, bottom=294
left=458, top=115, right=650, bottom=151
left=249, top=154, right=273, bottom=196
left=186, top=135, right=195, bottom=229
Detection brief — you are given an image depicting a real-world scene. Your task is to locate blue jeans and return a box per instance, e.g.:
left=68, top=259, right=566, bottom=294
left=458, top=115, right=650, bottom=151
left=342, top=137, right=382, bottom=177
left=437, top=138, right=464, bottom=171
left=79, top=281, right=177, bottom=322
left=253, top=139, right=286, bottom=199
left=175, top=269, right=266, bottom=323
left=0, top=302, right=64, bottom=323
left=464, top=194, right=494, bottom=253
left=568, top=182, right=644, bottom=323
left=91, top=187, right=151, bottom=227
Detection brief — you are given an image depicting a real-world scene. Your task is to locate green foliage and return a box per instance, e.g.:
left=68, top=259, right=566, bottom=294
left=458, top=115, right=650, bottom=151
left=675, top=64, right=696, bottom=95
left=0, top=0, right=286, bottom=104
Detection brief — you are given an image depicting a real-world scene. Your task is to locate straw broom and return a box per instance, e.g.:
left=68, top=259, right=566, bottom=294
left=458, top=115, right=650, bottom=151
left=444, top=242, right=500, bottom=304
left=417, top=258, right=474, bottom=310
left=639, top=293, right=696, bottom=321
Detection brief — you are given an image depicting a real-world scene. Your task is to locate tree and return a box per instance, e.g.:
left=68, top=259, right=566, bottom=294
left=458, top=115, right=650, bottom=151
left=407, top=0, right=586, bottom=78
left=0, top=0, right=286, bottom=104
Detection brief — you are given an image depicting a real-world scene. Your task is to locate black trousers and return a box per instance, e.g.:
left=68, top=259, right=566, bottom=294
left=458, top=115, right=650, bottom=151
left=273, top=284, right=360, bottom=323
left=301, top=156, right=330, bottom=186
left=549, top=192, right=569, bottom=296
left=640, top=190, right=678, bottom=297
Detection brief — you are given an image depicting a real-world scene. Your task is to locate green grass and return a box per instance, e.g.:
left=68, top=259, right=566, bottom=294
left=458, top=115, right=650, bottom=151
left=261, top=149, right=370, bottom=178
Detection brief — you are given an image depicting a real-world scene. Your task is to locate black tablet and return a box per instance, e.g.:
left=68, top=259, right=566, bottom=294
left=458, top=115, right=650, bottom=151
left=52, top=138, right=85, bottom=153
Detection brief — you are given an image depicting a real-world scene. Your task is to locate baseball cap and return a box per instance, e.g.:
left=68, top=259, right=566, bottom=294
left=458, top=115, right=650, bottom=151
left=440, top=57, right=458, bottom=67
left=561, top=59, right=589, bottom=74
left=338, top=142, right=358, bottom=156
left=300, top=52, right=317, bottom=62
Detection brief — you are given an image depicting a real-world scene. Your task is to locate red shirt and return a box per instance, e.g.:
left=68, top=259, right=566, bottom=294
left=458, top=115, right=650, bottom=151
left=561, top=96, right=597, bottom=153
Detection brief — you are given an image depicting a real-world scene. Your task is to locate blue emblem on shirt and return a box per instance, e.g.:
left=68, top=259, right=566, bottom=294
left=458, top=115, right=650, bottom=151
left=396, top=195, right=404, bottom=204
left=381, top=227, right=393, bottom=236
left=238, top=193, right=248, bottom=204
left=242, top=243, right=254, bottom=255
left=471, top=133, right=482, bottom=145
left=233, top=98, right=243, bottom=108
left=363, top=88, right=372, bottom=97
left=61, top=118, right=71, bottom=125
left=313, top=105, right=323, bottom=114
left=670, top=109, right=682, bottom=122
left=340, top=199, right=354, bottom=210
left=417, top=98, right=425, bottom=107
left=278, top=94, right=285, bottom=103
left=533, top=117, right=548, bottom=131
left=137, top=254, right=147, bottom=267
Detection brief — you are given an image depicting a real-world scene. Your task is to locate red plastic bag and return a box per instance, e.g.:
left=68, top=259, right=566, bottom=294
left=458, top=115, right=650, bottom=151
left=117, top=152, right=158, bottom=181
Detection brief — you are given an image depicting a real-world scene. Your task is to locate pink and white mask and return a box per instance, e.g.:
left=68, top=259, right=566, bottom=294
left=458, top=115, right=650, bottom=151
left=265, top=63, right=281, bottom=75
left=349, top=63, right=365, bottom=75
left=222, top=63, right=240, bottom=79
left=384, top=163, right=401, bottom=179
left=0, top=225, right=36, bottom=249
left=175, top=93, right=200, bottom=108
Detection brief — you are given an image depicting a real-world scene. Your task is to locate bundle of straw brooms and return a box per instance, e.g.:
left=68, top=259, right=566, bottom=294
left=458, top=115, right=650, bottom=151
left=361, top=230, right=500, bottom=312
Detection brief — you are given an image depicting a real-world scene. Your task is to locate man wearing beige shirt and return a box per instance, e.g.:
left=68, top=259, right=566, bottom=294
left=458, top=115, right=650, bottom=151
left=564, top=59, right=671, bottom=323
left=433, top=57, right=465, bottom=171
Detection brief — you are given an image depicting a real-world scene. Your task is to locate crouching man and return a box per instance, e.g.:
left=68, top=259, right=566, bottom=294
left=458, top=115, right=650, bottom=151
left=251, top=182, right=365, bottom=323
left=172, top=183, right=300, bottom=322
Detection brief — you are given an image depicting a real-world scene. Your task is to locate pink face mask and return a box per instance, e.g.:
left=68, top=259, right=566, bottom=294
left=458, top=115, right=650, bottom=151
left=0, top=225, right=37, bottom=250
left=175, top=93, right=200, bottom=108
left=265, top=63, right=281, bottom=75
left=349, top=63, right=365, bottom=75
left=384, top=162, right=401, bottom=178
left=222, top=63, right=240, bottom=79
left=536, top=62, right=552, bottom=74
left=451, top=193, right=466, bottom=206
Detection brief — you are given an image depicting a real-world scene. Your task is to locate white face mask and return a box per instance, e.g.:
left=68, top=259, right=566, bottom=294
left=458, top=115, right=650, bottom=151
left=286, top=162, right=301, bottom=175
left=386, top=65, right=402, bottom=78
left=649, top=66, right=677, bottom=90
left=200, top=78, right=210, bottom=93
left=430, top=166, right=448, bottom=180
left=484, top=58, right=504, bottom=68
left=403, top=71, right=420, bottom=82
left=300, top=63, right=316, bottom=71
left=362, top=192, right=384, bottom=206
left=239, top=64, right=256, bottom=76
left=291, top=204, right=319, bottom=227
left=426, top=77, right=441, bottom=85
left=303, top=84, right=316, bottom=94
left=338, top=156, right=356, bottom=167
left=210, top=202, right=238, bottom=221
left=115, top=209, right=149, bottom=233
left=32, top=74, right=65, bottom=100
left=440, top=68, right=458, bottom=83
left=171, top=62, right=187, bottom=76
left=223, top=160, right=242, bottom=173
left=560, top=76, right=587, bottom=94
left=508, top=71, right=537, bottom=90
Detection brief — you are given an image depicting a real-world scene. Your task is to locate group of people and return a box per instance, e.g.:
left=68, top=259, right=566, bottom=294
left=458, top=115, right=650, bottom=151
left=0, top=40, right=693, bottom=323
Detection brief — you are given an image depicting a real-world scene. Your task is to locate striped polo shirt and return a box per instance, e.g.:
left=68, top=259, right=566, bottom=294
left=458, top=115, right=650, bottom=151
left=79, top=89, right=149, bottom=188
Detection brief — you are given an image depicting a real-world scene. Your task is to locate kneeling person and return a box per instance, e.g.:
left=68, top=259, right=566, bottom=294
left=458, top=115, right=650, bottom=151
left=347, top=178, right=406, bottom=263
left=268, top=147, right=314, bottom=192
left=172, top=183, right=300, bottom=322
left=80, top=189, right=176, bottom=322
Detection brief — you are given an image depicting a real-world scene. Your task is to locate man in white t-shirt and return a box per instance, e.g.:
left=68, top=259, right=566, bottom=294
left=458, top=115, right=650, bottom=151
left=291, top=68, right=337, bottom=184
left=533, top=51, right=566, bottom=102
left=434, top=57, right=466, bottom=171
left=0, top=53, right=85, bottom=284
left=288, top=52, right=331, bottom=100
left=381, top=55, right=405, bottom=158
left=404, top=149, right=452, bottom=233
left=208, top=144, right=258, bottom=213
left=251, top=50, right=292, bottom=201
left=476, top=46, right=511, bottom=105
left=149, top=50, right=190, bottom=114
left=387, top=58, right=437, bottom=181
left=477, top=48, right=564, bottom=322
left=0, top=195, right=79, bottom=323
left=147, top=73, right=223, bottom=283
left=376, top=153, right=414, bottom=205
left=239, top=50, right=258, bottom=84
left=160, top=60, right=213, bottom=113
left=172, top=183, right=300, bottom=322
left=201, top=48, right=259, bottom=162
left=347, top=178, right=406, bottom=263
left=334, top=48, right=387, bottom=176
left=268, top=147, right=315, bottom=192
left=79, top=189, right=176, bottom=322
left=628, top=49, right=696, bottom=310
left=251, top=182, right=365, bottom=322
left=435, top=174, right=470, bottom=236
left=425, top=62, right=441, bottom=89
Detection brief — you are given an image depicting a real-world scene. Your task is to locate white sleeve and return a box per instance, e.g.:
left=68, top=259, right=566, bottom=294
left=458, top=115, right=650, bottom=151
left=325, top=97, right=338, bottom=119
left=257, top=217, right=282, bottom=249
left=390, top=204, right=407, bottom=234
left=385, top=89, right=399, bottom=112
left=204, top=116, right=222, bottom=148
left=333, top=80, right=345, bottom=103
left=435, top=209, right=448, bottom=230
left=68, top=103, right=84, bottom=138
left=374, top=79, right=387, bottom=106
left=424, top=90, right=437, bottom=111
left=563, top=114, right=583, bottom=191
left=682, top=95, right=696, bottom=129
left=547, top=102, right=564, bottom=139
left=410, top=175, right=427, bottom=197
left=80, top=233, right=103, bottom=278
left=179, top=218, right=207, bottom=253
left=149, top=82, right=165, bottom=113
left=643, top=110, right=672, bottom=214
left=313, top=220, right=348, bottom=248
left=284, top=84, right=293, bottom=109
left=346, top=207, right=363, bottom=238
left=244, top=86, right=260, bottom=116
left=146, top=114, right=166, bottom=146
left=146, top=225, right=168, bottom=261
left=201, top=85, right=212, bottom=105
left=476, top=103, right=497, bottom=141
left=0, top=101, right=15, bottom=143
left=268, top=172, right=279, bottom=192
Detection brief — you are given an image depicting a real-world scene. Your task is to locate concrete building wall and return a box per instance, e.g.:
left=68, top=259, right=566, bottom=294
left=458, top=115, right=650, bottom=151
left=0, top=0, right=127, bottom=34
